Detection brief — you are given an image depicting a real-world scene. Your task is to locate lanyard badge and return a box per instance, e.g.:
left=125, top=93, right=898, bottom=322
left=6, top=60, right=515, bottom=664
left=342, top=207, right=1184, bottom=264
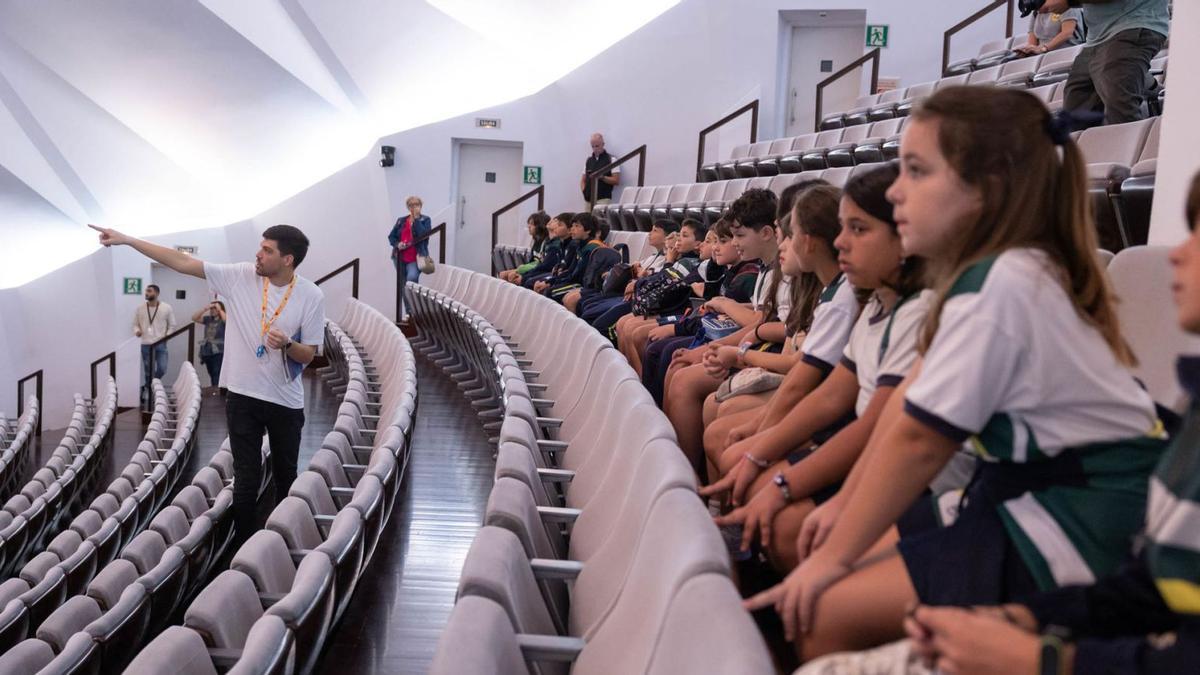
left=258, top=276, right=297, bottom=358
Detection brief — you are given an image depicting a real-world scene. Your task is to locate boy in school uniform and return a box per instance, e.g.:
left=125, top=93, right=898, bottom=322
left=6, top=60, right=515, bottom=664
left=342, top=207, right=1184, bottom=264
left=520, top=213, right=574, bottom=289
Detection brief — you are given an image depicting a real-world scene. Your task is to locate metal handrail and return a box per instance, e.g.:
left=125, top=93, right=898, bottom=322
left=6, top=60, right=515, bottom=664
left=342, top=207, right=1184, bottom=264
left=396, top=222, right=448, bottom=322
left=89, top=352, right=116, bottom=400
left=587, top=144, right=647, bottom=213
left=491, top=187, right=545, bottom=276
left=814, top=48, right=881, bottom=132
left=145, top=323, right=197, bottom=413
left=16, top=370, right=42, bottom=438
left=314, top=258, right=361, bottom=298
left=942, top=0, right=1015, bottom=76
left=695, top=100, right=759, bottom=182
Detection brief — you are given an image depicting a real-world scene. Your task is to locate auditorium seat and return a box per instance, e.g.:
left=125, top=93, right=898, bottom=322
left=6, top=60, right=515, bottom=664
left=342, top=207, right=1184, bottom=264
left=1078, top=118, right=1156, bottom=249
left=1031, top=44, right=1084, bottom=87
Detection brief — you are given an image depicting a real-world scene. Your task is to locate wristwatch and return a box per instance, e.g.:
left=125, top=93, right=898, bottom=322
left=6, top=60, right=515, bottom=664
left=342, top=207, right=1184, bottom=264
left=772, top=472, right=793, bottom=503
left=1039, top=634, right=1064, bottom=675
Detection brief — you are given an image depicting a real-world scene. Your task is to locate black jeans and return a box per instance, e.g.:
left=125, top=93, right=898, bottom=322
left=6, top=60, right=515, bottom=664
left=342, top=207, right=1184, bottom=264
left=1064, top=28, right=1166, bottom=126
left=225, top=391, right=305, bottom=542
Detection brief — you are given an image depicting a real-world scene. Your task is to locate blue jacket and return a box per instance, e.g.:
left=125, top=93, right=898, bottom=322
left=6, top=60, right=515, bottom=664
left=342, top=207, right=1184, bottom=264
left=388, top=214, right=432, bottom=259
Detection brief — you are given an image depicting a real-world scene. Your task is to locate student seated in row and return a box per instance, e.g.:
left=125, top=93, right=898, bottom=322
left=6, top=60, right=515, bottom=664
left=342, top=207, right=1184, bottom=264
left=519, top=212, right=574, bottom=289
left=499, top=211, right=550, bottom=283
left=703, top=166, right=943, bottom=578
left=747, top=86, right=1167, bottom=663
left=798, top=170, right=1200, bottom=675
left=533, top=212, right=606, bottom=301
left=641, top=217, right=760, bottom=405
left=571, top=219, right=678, bottom=320
left=701, top=184, right=859, bottom=471
left=664, top=188, right=793, bottom=475
left=611, top=219, right=709, bottom=368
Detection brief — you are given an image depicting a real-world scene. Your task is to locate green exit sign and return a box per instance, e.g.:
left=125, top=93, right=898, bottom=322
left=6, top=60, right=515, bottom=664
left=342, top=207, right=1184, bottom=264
left=866, top=24, right=889, bottom=48
left=523, top=165, right=542, bottom=185
left=123, top=277, right=142, bottom=295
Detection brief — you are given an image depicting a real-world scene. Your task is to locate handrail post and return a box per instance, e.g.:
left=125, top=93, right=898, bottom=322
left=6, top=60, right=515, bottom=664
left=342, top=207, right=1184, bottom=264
left=695, top=100, right=759, bottom=182
left=587, top=144, right=647, bottom=213
left=491, top=187, right=545, bottom=276
left=89, top=352, right=117, bottom=399
left=814, top=48, right=881, bottom=133
left=314, top=258, right=362, bottom=298
left=942, top=0, right=1014, bottom=76
left=17, top=370, right=43, bottom=437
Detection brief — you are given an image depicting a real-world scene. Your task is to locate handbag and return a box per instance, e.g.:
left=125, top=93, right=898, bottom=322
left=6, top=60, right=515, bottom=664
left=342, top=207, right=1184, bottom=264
left=714, top=367, right=785, bottom=402
left=418, top=255, right=435, bottom=274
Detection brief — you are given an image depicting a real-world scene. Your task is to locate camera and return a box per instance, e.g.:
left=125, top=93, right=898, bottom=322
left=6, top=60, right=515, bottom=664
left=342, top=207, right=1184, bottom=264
left=1018, top=0, right=1047, bottom=17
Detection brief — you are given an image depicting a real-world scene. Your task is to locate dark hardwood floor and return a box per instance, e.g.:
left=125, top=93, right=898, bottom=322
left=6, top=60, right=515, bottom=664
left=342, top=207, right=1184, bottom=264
left=315, top=354, right=495, bottom=675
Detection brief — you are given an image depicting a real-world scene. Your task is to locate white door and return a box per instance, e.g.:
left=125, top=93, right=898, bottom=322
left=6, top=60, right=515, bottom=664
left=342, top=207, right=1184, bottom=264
left=785, top=21, right=868, bottom=137
left=454, top=142, right=525, bottom=274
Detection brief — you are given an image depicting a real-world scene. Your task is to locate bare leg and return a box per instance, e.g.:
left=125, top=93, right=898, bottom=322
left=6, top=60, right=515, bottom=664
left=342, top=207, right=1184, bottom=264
left=796, top=530, right=911, bottom=662
left=664, top=363, right=723, bottom=477
left=564, top=290, right=582, bottom=314
left=703, top=406, right=766, bottom=473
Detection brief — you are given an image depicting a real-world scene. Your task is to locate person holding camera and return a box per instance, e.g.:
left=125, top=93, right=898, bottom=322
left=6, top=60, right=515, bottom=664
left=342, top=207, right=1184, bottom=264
left=1039, top=0, right=1169, bottom=126
left=1013, top=5, right=1083, bottom=56
left=193, top=300, right=227, bottom=392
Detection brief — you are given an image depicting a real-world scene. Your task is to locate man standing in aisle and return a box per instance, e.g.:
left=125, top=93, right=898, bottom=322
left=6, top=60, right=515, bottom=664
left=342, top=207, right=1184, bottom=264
left=133, top=283, right=176, bottom=404
left=580, top=132, right=620, bottom=210
left=91, top=223, right=326, bottom=544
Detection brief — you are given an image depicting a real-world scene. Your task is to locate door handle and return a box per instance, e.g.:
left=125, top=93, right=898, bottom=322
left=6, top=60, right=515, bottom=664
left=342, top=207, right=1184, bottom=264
left=458, top=195, right=467, bottom=228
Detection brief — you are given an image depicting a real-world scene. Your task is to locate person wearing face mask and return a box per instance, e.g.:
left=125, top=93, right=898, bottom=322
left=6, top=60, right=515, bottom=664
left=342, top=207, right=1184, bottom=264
left=389, top=195, right=432, bottom=319
left=133, top=283, right=176, bottom=405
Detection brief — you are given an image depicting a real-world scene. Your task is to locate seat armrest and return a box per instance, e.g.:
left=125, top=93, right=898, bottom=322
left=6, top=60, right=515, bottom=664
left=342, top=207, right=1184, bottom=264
left=517, top=634, right=586, bottom=663
left=537, top=506, right=581, bottom=523
left=536, top=468, right=575, bottom=483
left=530, top=558, right=584, bottom=581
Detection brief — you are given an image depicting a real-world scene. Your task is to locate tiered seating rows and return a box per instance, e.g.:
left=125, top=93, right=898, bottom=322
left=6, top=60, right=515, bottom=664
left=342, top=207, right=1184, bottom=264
left=0, top=397, right=40, bottom=502
left=412, top=266, right=773, bottom=675
left=120, top=304, right=415, bottom=675
left=0, top=365, right=213, bottom=672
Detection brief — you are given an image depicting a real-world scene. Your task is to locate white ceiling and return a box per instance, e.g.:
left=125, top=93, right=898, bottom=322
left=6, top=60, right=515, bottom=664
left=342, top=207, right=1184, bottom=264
left=0, top=0, right=678, bottom=287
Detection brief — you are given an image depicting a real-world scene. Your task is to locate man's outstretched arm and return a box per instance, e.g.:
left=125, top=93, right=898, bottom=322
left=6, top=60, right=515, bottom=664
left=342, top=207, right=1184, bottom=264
left=89, top=224, right=206, bottom=279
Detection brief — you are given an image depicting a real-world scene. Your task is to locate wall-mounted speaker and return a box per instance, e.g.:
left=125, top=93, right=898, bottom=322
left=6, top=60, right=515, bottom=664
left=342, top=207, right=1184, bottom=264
left=380, top=145, right=395, bottom=168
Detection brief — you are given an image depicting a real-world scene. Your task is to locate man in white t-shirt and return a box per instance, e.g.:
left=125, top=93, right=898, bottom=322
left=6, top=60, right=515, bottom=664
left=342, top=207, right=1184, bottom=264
left=90, top=223, right=326, bottom=543
left=133, top=283, right=177, bottom=404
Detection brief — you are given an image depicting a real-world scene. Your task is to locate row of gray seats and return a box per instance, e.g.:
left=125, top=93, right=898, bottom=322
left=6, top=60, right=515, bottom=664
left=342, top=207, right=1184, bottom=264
left=121, top=308, right=416, bottom=675
left=701, top=81, right=1065, bottom=184
left=414, top=266, right=773, bottom=674
left=823, top=43, right=1167, bottom=131
left=0, top=380, right=118, bottom=579
left=0, top=397, right=40, bottom=503
left=0, top=366, right=227, bottom=673
left=598, top=164, right=883, bottom=233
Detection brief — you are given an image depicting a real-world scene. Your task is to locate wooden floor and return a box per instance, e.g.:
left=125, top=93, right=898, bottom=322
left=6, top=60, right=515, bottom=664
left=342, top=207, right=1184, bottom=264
left=315, top=354, right=494, bottom=674
left=26, top=354, right=490, bottom=673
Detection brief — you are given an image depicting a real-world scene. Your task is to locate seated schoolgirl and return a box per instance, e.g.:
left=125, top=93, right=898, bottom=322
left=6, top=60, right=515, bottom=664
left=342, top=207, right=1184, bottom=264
left=797, top=171, right=1200, bottom=675
left=701, top=184, right=861, bottom=476
left=746, top=86, right=1167, bottom=663
left=701, top=167, right=930, bottom=576
left=641, top=217, right=759, bottom=405
left=520, top=212, right=575, bottom=289
left=499, top=211, right=550, bottom=283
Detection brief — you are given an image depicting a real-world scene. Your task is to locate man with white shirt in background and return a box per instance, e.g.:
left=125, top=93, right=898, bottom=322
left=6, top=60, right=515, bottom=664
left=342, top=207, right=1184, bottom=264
left=133, top=283, right=176, bottom=405
left=93, top=223, right=325, bottom=545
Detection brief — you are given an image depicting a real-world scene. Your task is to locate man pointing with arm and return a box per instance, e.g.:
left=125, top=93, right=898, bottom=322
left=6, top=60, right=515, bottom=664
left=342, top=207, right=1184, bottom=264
left=91, top=223, right=326, bottom=545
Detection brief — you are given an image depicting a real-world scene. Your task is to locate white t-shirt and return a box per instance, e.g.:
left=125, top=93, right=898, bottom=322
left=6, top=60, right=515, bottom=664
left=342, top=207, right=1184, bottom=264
left=799, top=273, right=859, bottom=374
left=133, top=301, right=177, bottom=345
left=904, top=249, right=1162, bottom=587
left=751, top=267, right=794, bottom=324
left=204, top=262, right=326, bottom=409
left=842, top=290, right=931, bottom=417
left=639, top=251, right=667, bottom=275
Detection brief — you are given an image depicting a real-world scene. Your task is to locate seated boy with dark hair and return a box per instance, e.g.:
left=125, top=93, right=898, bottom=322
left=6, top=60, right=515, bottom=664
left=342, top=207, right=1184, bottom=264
left=534, top=213, right=606, bottom=302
